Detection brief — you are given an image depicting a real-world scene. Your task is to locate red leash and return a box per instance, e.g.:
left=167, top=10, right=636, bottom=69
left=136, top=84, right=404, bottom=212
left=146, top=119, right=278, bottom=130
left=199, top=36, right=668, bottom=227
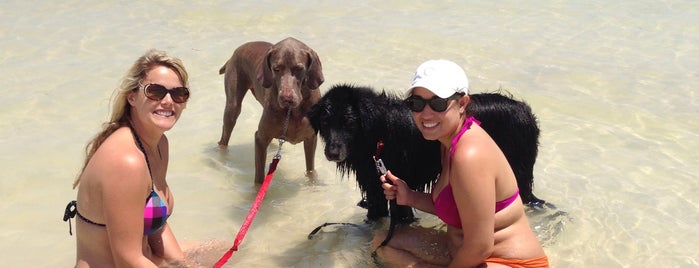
left=373, top=140, right=384, bottom=159
left=214, top=109, right=291, bottom=268
left=213, top=156, right=280, bottom=267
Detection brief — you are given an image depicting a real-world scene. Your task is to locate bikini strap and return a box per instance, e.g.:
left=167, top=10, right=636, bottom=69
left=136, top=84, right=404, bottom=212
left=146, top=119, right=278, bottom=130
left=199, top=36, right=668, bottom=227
left=63, top=201, right=77, bottom=235
left=449, top=116, right=481, bottom=157
left=130, top=128, right=154, bottom=189
left=446, top=116, right=481, bottom=183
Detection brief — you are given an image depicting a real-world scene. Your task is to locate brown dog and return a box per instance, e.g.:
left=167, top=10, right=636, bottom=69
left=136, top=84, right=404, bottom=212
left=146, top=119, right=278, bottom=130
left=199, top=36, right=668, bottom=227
left=218, top=37, right=324, bottom=183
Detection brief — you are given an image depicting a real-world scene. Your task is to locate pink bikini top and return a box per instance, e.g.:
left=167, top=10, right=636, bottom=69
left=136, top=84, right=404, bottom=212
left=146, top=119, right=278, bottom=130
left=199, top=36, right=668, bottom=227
left=432, top=116, right=520, bottom=228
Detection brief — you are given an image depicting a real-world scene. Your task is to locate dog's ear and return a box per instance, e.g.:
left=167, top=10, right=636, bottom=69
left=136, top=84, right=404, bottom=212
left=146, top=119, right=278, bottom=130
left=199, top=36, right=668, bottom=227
left=304, top=49, right=324, bottom=89
left=307, top=102, right=321, bottom=134
left=352, top=88, right=381, bottom=137
left=260, top=49, right=275, bottom=88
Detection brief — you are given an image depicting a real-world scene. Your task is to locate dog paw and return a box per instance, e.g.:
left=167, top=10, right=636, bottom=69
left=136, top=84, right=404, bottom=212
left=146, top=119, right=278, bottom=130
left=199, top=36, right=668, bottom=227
left=305, top=169, right=318, bottom=179
left=356, top=198, right=370, bottom=209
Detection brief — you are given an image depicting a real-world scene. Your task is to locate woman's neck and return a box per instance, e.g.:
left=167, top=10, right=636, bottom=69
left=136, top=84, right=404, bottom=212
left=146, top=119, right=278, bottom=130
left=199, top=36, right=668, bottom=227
left=439, top=115, right=467, bottom=148
left=129, top=117, right=163, bottom=154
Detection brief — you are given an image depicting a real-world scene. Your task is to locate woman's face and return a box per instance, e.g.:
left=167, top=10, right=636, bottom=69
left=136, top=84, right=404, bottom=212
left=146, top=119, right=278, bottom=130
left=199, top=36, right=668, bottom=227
left=128, top=65, right=186, bottom=132
left=410, top=87, right=465, bottom=143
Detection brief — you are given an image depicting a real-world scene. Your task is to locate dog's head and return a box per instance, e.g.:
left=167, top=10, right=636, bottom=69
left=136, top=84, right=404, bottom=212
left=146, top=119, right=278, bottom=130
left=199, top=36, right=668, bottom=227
left=308, top=84, right=379, bottom=162
left=261, top=37, right=324, bottom=109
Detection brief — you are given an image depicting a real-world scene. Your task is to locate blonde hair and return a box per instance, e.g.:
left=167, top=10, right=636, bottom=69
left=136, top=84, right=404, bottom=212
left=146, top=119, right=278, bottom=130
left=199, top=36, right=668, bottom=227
left=73, top=49, right=188, bottom=188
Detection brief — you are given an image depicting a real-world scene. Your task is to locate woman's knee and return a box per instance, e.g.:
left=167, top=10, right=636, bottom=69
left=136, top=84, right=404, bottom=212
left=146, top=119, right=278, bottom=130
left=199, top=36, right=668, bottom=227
left=372, top=225, right=452, bottom=266
left=370, top=230, right=389, bottom=249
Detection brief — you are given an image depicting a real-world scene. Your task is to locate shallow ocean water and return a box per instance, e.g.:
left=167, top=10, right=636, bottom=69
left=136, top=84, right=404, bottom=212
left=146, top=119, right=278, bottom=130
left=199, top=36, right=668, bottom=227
left=1, top=1, right=697, bottom=267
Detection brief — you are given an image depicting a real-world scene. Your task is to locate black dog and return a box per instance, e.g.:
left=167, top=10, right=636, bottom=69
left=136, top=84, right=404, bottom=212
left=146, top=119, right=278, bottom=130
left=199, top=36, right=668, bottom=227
left=307, top=84, right=546, bottom=246
left=308, top=84, right=441, bottom=225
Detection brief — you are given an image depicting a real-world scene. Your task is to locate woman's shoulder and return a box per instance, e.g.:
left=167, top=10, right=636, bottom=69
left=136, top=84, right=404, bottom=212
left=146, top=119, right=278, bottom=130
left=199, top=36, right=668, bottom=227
left=98, top=127, right=138, bottom=153
left=454, top=125, right=498, bottom=161
left=90, top=127, right=149, bottom=185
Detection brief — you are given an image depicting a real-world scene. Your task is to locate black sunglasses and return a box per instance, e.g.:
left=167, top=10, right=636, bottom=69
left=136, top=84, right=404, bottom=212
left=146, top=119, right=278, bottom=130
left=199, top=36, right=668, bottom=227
left=405, top=93, right=463, bottom=112
left=139, top=83, right=190, bottom=103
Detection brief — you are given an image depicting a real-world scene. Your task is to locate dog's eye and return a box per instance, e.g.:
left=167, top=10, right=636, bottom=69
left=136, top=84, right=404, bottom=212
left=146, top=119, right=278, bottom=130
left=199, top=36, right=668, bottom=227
left=321, top=107, right=332, bottom=115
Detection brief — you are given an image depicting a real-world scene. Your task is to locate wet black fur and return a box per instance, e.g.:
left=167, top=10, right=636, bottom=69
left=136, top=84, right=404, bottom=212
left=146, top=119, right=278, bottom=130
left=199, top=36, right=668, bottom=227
left=468, top=92, right=546, bottom=206
left=308, top=84, right=441, bottom=224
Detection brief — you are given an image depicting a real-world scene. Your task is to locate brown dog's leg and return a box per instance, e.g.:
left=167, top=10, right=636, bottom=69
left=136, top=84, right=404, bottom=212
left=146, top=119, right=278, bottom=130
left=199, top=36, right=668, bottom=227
left=254, top=130, right=273, bottom=184
left=218, top=68, right=249, bottom=148
left=303, top=135, right=318, bottom=179
left=218, top=101, right=241, bottom=148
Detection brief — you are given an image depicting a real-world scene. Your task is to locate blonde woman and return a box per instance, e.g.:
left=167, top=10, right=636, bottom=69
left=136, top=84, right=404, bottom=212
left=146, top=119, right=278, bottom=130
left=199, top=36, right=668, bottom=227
left=63, top=49, right=192, bottom=267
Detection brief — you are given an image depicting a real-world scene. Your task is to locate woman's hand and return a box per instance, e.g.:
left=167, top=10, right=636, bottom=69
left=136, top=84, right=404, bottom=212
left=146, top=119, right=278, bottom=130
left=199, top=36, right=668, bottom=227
left=380, top=171, right=412, bottom=206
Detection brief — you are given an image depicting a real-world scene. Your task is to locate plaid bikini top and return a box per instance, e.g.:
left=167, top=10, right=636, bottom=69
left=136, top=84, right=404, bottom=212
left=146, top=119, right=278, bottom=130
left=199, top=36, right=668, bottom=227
left=133, top=130, right=170, bottom=235
left=63, top=128, right=170, bottom=236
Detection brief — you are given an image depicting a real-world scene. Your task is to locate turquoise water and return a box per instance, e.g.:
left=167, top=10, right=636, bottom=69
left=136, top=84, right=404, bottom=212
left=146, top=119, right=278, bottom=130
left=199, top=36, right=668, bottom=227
left=1, top=1, right=697, bottom=267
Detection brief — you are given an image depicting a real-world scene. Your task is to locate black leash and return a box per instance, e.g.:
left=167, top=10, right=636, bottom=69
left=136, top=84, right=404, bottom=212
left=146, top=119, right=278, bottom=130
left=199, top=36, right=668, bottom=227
left=370, top=140, right=398, bottom=254
left=307, top=140, right=400, bottom=259
left=307, top=222, right=363, bottom=239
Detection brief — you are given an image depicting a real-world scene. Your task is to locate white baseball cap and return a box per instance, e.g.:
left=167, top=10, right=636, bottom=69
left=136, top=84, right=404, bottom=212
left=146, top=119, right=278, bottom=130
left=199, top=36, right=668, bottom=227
left=407, top=59, right=469, bottom=98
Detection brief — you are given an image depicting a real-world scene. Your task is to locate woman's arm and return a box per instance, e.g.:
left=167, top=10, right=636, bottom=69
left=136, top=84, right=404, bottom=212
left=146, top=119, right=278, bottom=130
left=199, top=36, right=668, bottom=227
left=448, top=138, right=497, bottom=267
left=381, top=171, right=436, bottom=214
left=148, top=223, right=186, bottom=266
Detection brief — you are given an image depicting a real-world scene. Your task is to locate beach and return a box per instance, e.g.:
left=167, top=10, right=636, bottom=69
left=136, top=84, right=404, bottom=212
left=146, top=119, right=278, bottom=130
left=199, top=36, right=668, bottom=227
left=1, top=1, right=698, bottom=267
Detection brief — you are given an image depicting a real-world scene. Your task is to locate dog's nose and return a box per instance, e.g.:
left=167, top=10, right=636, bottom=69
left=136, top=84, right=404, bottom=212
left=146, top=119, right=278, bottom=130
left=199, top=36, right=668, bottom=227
left=325, top=144, right=342, bottom=161
left=278, top=92, right=299, bottom=108
left=281, top=97, right=296, bottom=107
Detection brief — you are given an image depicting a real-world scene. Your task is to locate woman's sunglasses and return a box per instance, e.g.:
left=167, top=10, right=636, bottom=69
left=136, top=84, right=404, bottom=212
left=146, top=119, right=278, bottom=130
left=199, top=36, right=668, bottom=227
left=139, top=83, right=190, bottom=103
left=405, top=93, right=463, bottom=112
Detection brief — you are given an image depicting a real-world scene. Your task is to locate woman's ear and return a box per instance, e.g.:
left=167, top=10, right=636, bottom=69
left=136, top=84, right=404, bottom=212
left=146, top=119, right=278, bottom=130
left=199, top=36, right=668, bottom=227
left=127, top=90, right=137, bottom=105
left=459, top=95, right=470, bottom=114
